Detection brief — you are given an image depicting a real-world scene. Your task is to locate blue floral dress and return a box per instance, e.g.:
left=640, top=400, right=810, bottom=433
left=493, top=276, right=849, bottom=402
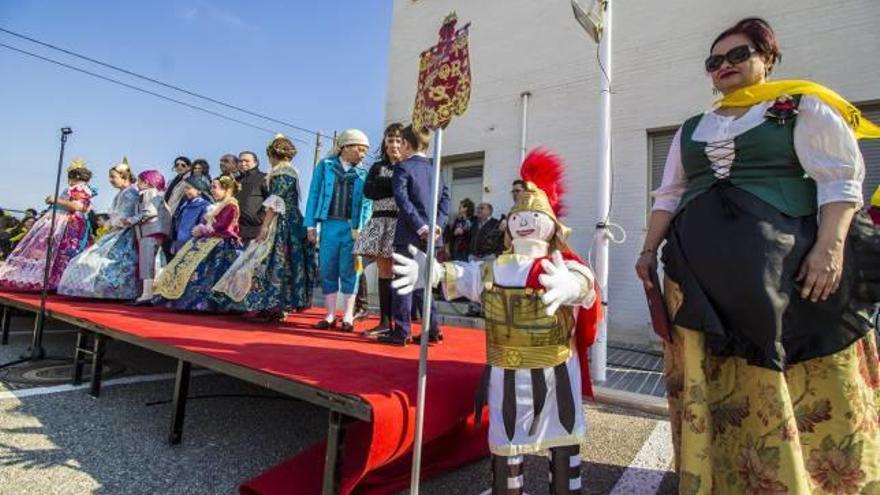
left=58, top=185, right=139, bottom=299
left=213, top=162, right=315, bottom=313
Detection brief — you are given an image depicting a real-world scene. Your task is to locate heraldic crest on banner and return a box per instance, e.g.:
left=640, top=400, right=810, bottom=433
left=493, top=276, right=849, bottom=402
left=412, top=12, right=472, bottom=130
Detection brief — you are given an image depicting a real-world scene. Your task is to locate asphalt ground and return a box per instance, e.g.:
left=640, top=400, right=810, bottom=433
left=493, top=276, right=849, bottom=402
left=0, top=315, right=676, bottom=494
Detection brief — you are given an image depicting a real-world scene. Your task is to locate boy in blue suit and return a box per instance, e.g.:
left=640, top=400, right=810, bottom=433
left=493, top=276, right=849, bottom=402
left=305, top=129, right=372, bottom=332
left=379, top=125, right=449, bottom=345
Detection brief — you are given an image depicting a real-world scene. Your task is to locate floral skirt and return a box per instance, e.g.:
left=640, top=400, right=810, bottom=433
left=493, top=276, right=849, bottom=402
left=57, top=227, right=138, bottom=299
left=153, top=238, right=241, bottom=312
left=663, top=279, right=880, bottom=495
left=353, top=215, right=397, bottom=258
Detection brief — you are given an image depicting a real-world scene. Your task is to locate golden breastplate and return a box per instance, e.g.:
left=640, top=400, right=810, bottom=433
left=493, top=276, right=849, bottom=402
left=482, top=284, right=574, bottom=369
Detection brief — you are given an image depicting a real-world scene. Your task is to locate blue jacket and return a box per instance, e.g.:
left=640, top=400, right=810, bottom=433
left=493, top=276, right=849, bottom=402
left=304, top=156, right=371, bottom=230
left=392, top=154, right=450, bottom=248
left=170, top=196, right=210, bottom=254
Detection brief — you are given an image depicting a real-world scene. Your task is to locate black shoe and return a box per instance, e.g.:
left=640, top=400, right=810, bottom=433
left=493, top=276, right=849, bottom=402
left=377, top=333, right=409, bottom=346
left=363, top=321, right=391, bottom=337
left=353, top=307, right=369, bottom=321
left=340, top=321, right=355, bottom=333
left=315, top=319, right=336, bottom=330
left=128, top=299, right=153, bottom=307
left=429, top=332, right=444, bottom=344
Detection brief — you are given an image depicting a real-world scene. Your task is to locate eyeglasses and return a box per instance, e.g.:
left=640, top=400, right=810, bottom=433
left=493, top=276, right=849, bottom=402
left=174, top=162, right=187, bottom=168
left=705, top=45, right=757, bottom=73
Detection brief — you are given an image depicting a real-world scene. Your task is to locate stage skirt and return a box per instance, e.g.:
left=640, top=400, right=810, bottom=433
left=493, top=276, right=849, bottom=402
left=57, top=227, right=138, bottom=299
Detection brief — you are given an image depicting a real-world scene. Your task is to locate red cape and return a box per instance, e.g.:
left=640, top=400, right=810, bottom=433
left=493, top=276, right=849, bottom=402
left=524, top=251, right=603, bottom=398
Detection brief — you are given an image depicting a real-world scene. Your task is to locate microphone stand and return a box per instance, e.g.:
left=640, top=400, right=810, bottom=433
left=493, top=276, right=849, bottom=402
left=0, top=127, right=72, bottom=368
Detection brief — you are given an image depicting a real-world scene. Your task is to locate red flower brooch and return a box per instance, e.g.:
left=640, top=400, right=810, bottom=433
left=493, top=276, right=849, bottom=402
left=764, top=94, right=798, bottom=126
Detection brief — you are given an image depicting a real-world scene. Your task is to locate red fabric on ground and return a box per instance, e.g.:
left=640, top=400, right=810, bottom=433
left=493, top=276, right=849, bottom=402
left=0, top=291, right=490, bottom=494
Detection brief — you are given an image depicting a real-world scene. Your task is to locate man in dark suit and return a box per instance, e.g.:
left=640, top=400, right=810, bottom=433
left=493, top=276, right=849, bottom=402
left=465, top=202, right=504, bottom=316
left=379, top=125, right=449, bottom=345
left=235, top=151, right=269, bottom=244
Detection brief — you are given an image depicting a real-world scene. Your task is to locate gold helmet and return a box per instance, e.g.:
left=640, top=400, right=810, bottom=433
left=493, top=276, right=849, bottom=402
left=508, top=148, right=572, bottom=244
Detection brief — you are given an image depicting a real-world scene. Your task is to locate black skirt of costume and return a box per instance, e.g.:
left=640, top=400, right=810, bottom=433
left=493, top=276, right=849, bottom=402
left=661, top=182, right=876, bottom=370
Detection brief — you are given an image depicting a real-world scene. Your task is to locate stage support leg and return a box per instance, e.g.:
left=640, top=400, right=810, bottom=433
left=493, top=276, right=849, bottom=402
left=72, top=329, right=89, bottom=385
left=1, top=306, right=10, bottom=346
left=89, top=334, right=105, bottom=398
left=169, top=360, right=191, bottom=445
left=322, top=411, right=347, bottom=495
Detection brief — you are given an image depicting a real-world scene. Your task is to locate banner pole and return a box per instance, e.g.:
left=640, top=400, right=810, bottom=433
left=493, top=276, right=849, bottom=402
left=409, top=127, right=444, bottom=495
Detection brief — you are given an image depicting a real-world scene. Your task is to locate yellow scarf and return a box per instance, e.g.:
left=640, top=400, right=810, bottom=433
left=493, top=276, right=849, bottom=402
left=717, top=80, right=880, bottom=140
left=871, top=185, right=880, bottom=208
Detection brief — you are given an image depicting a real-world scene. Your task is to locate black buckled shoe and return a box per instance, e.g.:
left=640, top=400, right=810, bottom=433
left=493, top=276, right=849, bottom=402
left=314, top=318, right=337, bottom=330
left=377, top=332, right=410, bottom=346
left=340, top=321, right=355, bottom=333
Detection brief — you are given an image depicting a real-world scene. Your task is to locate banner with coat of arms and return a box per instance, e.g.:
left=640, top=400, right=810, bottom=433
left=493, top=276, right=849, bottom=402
left=412, top=12, right=472, bottom=131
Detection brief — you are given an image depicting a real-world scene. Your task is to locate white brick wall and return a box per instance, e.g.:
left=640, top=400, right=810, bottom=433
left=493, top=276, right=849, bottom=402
left=385, top=0, right=880, bottom=345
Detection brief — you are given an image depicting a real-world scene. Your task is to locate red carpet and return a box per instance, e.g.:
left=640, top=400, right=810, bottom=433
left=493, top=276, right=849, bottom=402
left=0, top=291, right=490, bottom=494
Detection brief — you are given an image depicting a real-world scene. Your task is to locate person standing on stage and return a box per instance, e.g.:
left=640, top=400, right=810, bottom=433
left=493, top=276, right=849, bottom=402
left=58, top=160, right=140, bottom=300
left=378, top=125, right=449, bottom=346
left=154, top=176, right=242, bottom=312
left=164, top=156, right=192, bottom=217
left=355, top=122, right=405, bottom=336
left=167, top=175, right=212, bottom=257
left=214, top=134, right=314, bottom=320
left=0, top=159, right=95, bottom=292
left=218, top=153, right=240, bottom=180
left=635, top=17, right=880, bottom=493
left=132, top=170, right=171, bottom=304
left=305, top=129, right=372, bottom=332
left=235, top=150, right=269, bottom=245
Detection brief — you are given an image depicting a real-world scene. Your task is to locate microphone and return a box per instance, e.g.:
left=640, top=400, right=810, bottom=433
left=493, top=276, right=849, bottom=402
left=61, top=127, right=73, bottom=135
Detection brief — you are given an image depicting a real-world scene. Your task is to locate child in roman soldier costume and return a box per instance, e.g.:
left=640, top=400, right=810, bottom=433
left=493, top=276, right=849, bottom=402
left=393, top=149, right=602, bottom=495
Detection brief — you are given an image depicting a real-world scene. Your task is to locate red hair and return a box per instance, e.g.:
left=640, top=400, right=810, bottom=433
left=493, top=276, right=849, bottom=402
left=712, top=17, right=781, bottom=70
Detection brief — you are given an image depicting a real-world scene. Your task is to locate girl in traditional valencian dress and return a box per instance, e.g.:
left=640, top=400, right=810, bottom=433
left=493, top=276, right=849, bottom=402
left=58, top=160, right=140, bottom=299
left=153, top=176, right=242, bottom=312
left=0, top=159, right=94, bottom=292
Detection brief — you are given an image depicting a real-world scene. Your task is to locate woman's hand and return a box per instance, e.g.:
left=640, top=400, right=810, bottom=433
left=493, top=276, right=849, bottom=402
left=796, top=240, right=844, bottom=302
left=45, top=195, right=56, bottom=205
left=635, top=250, right=658, bottom=290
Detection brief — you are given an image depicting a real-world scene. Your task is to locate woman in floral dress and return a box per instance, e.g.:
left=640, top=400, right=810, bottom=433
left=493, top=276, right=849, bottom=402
left=214, top=134, right=315, bottom=321
left=58, top=161, right=140, bottom=299
left=635, top=18, right=880, bottom=494
left=0, top=159, right=94, bottom=292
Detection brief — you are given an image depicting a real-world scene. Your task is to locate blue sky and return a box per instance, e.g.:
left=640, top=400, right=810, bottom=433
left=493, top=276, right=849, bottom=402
left=0, top=1, right=393, bottom=212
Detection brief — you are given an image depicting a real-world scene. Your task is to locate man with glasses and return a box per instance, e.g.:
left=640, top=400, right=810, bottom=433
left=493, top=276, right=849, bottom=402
left=235, top=151, right=268, bottom=244
left=498, top=179, right=527, bottom=234
left=305, top=129, right=372, bottom=332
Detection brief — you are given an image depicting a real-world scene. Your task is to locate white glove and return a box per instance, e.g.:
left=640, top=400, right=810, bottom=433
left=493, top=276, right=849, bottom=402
left=390, top=244, right=444, bottom=295
left=538, top=250, right=583, bottom=316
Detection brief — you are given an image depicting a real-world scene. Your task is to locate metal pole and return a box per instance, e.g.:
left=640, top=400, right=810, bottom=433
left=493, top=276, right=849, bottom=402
left=409, top=128, right=444, bottom=495
left=313, top=131, right=323, bottom=168
left=590, top=0, right=612, bottom=383
left=28, top=127, right=71, bottom=360
left=519, top=91, right=531, bottom=163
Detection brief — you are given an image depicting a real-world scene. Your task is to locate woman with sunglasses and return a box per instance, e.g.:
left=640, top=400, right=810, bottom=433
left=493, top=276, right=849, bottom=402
left=635, top=17, right=880, bottom=493
left=164, top=156, right=193, bottom=218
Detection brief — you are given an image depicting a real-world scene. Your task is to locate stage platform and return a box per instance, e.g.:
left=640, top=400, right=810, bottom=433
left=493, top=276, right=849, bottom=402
left=0, top=291, right=490, bottom=495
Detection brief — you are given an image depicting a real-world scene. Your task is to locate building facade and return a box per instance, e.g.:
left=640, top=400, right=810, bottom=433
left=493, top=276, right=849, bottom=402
left=384, top=0, right=880, bottom=344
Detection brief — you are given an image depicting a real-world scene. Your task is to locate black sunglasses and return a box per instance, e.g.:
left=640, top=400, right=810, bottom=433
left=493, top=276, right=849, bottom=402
left=705, top=44, right=757, bottom=73
left=174, top=162, right=188, bottom=167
